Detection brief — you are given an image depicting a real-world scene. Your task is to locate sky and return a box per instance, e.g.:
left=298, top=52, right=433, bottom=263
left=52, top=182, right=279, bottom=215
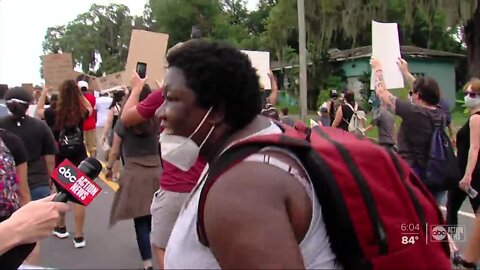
left=0, top=0, right=259, bottom=86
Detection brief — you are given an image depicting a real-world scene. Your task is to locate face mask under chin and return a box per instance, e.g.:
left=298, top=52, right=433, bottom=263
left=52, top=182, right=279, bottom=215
left=159, top=107, right=214, bottom=171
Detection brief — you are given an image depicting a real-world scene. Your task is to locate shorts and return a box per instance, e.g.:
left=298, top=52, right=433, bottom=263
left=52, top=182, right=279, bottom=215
left=150, top=189, right=189, bottom=248
left=30, top=185, right=51, bottom=201
left=84, top=129, right=97, bottom=154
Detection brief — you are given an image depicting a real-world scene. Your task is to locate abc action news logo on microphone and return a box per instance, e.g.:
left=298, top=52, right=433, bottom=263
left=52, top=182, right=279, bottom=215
left=51, top=160, right=102, bottom=206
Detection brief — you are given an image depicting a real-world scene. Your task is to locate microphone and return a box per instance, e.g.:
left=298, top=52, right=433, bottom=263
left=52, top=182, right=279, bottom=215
left=0, top=157, right=103, bottom=269
left=51, top=157, right=103, bottom=205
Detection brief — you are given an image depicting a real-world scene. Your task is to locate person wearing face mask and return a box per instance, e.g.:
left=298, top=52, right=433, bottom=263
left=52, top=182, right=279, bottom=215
left=161, top=39, right=340, bottom=269
left=371, top=59, right=445, bottom=203
left=446, top=79, right=480, bottom=228
left=0, top=87, right=57, bottom=264
left=120, top=41, right=207, bottom=269
left=451, top=78, right=480, bottom=268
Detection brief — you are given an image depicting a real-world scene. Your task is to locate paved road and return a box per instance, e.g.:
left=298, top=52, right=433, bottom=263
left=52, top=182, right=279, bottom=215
left=34, top=144, right=477, bottom=268
left=39, top=179, right=146, bottom=269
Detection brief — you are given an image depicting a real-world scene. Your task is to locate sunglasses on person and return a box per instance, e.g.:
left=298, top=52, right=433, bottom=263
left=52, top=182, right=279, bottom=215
left=464, top=91, right=480, bottom=98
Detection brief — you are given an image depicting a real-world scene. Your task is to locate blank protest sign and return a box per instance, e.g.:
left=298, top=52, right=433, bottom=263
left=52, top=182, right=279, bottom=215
left=370, top=21, right=404, bottom=90
left=242, top=50, right=271, bottom=89
left=41, top=53, right=75, bottom=91
left=125, top=30, right=169, bottom=86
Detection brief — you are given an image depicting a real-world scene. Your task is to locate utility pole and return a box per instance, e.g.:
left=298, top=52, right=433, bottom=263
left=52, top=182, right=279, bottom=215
left=297, top=0, right=308, bottom=120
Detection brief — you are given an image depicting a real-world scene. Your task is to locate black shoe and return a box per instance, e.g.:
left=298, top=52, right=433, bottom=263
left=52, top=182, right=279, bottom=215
left=52, top=227, right=69, bottom=239
left=73, top=237, right=86, bottom=248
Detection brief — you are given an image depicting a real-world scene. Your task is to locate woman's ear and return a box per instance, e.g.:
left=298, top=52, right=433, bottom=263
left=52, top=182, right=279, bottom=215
left=209, top=104, right=225, bottom=125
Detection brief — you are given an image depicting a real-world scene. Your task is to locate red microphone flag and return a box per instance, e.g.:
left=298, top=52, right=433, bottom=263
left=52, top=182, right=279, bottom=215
left=50, top=159, right=102, bottom=206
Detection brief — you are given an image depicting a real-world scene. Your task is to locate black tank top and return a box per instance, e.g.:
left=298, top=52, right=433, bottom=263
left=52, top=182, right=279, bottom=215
left=338, top=104, right=355, bottom=131
left=456, top=111, right=480, bottom=175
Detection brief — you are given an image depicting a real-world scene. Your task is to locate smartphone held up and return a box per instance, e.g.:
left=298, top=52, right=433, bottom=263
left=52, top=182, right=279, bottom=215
left=136, top=62, right=147, bottom=79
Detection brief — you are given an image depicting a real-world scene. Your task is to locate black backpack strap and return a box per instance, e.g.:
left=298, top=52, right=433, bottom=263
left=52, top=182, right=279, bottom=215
left=196, top=124, right=310, bottom=246
left=197, top=143, right=267, bottom=246
left=312, top=128, right=388, bottom=256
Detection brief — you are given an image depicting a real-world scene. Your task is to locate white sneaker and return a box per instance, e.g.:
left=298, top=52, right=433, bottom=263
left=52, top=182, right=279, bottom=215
left=52, top=227, right=69, bottom=239
left=73, top=237, right=86, bottom=248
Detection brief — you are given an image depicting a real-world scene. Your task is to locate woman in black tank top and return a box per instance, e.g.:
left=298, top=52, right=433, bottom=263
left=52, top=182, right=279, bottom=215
left=446, top=80, right=480, bottom=226
left=332, top=90, right=356, bottom=131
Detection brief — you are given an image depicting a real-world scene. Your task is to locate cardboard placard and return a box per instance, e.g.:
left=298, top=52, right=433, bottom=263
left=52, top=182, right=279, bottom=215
left=125, top=30, right=169, bottom=86
left=241, top=50, right=271, bottom=89
left=41, top=53, right=76, bottom=91
left=97, top=71, right=126, bottom=90
left=21, top=83, right=35, bottom=94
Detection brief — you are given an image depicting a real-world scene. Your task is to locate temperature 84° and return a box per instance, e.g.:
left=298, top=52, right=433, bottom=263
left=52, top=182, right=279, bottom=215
left=401, top=235, right=419, bottom=245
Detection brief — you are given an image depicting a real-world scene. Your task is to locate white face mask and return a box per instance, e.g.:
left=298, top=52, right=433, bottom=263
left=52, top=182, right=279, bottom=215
left=464, top=95, right=480, bottom=109
left=159, top=107, right=214, bottom=171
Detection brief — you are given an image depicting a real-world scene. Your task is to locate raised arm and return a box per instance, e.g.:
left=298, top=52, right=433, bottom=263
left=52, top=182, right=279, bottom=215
left=397, top=58, right=416, bottom=88
left=120, top=71, right=147, bottom=127
left=266, top=71, right=278, bottom=105
left=370, top=59, right=396, bottom=113
left=35, top=85, right=50, bottom=119
left=80, top=93, right=93, bottom=116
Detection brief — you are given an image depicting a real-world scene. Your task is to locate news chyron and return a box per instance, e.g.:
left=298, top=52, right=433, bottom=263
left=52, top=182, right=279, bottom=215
left=400, top=223, right=466, bottom=245
left=51, top=159, right=102, bottom=206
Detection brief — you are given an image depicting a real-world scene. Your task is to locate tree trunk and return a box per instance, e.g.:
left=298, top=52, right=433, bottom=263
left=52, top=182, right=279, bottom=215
left=465, top=2, right=480, bottom=78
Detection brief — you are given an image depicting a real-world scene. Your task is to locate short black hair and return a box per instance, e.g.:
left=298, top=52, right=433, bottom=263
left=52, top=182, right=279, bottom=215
left=281, top=107, right=289, bottom=115
left=5, top=87, right=33, bottom=103
left=166, top=39, right=262, bottom=130
left=413, top=76, right=440, bottom=106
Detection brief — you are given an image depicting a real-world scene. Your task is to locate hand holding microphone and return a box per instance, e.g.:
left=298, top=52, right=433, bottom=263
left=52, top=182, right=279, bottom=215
left=0, top=157, right=103, bottom=269
left=3, top=195, right=69, bottom=248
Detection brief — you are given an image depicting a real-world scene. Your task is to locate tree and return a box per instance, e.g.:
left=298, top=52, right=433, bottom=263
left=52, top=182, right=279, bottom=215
left=149, top=0, right=222, bottom=46
left=43, top=4, right=137, bottom=76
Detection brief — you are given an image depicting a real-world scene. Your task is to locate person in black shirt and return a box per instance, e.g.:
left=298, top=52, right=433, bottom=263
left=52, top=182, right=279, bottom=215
left=0, top=86, right=57, bottom=265
left=446, top=79, right=480, bottom=226
left=36, top=81, right=93, bottom=249
left=451, top=79, right=480, bottom=267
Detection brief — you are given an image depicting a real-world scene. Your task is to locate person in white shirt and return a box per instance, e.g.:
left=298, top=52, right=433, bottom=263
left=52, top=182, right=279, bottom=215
left=96, top=92, right=113, bottom=156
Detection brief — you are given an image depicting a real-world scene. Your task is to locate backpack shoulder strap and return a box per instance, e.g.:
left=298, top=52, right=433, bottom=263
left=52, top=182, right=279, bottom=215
left=197, top=122, right=310, bottom=246
left=344, top=102, right=358, bottom=113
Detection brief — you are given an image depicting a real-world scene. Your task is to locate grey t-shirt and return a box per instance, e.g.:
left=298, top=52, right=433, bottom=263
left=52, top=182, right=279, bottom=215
left=114, top=121, right=159, bottom=158
left=395, top=99, right=442, bottom=167
left=372, top=108, right=395, bottom=145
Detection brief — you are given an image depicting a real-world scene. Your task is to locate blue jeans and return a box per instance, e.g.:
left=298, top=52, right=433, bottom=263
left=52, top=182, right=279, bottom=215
left=134, top=215, right=152, bottom=261
left=30, top=185, right=51, bottom=201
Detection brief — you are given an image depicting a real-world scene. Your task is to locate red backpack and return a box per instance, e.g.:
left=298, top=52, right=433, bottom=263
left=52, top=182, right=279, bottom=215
left=197, top=122, right=450, bottom=269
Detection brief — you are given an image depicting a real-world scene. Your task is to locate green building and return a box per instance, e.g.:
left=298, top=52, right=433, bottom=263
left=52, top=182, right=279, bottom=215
left=329, top=46, right=464, bottom=107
